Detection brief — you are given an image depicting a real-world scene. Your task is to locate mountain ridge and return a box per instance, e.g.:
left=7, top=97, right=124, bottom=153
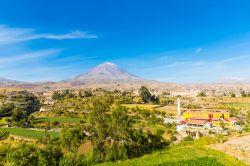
left=0, top=77, right=21, bottom=84
left=64, top=62, right=146, bottom=84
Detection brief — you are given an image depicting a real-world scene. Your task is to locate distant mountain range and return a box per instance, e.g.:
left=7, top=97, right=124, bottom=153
left=0, top=62, right=249, bottom=92
left=0, top=77, right=20, bottom=85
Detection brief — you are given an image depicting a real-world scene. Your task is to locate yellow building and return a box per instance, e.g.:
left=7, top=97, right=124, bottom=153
left=181, top=109, right=236, bottom=127
left=182, top=109, right=229, bottom=121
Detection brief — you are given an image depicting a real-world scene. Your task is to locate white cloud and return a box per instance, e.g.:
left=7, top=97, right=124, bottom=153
left=0, top=24, right=97, bottom=44
left=38, top=30, right=98, bottom=40
left=0, top=49, right=60, bottom=63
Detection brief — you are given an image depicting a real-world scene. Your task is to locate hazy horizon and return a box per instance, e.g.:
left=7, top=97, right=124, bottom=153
left=0, top=1, right=250, bottom=83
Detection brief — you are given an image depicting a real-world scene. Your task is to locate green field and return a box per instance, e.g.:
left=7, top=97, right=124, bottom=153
left=98, top=145, right=246, bottom=166
left=34, top=117, right=81, bottom=123
left=220, top=102, right=250, bottom=111
left=0, top=127, right=59, bottom=139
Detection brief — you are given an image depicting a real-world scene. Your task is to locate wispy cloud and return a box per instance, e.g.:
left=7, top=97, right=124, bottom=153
left=38, top=30, right=98, bottom=40
left=0, top=49, right=60, bottom=63
left=0, top=24, right=97, bottom=44
left=195, top=48, right=202, bottom=53
left=220, top=55, right=249, bottom=62
left=165, top=60, right=205, bottom=68
left=159, top=56, right=173, bottom=60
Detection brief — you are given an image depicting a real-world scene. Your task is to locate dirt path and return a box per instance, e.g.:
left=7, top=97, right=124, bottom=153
left=210, top=134, right=250, bottom=165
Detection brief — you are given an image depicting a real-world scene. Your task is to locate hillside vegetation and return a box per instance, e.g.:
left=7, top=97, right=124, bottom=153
left=98, top=139, right=247, bottom=166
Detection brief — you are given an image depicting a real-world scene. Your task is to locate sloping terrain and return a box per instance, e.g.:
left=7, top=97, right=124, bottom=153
left=210, top=134, right=250, bottom=164
left=97, top=144, right=246, bottom=166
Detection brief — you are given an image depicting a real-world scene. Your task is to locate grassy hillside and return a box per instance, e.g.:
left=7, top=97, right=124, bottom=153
left=98, top=144, right=247, bottom=166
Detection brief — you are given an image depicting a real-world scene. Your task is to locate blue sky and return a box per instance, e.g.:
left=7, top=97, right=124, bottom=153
left=1, top=0, right=250, bottom=83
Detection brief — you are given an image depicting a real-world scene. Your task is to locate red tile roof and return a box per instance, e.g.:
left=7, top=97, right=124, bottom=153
left=186, top=119, right=208, bottom=125
left=189, top=116, right=210, bottom=120
left=224, top=118, right=238, bottom=123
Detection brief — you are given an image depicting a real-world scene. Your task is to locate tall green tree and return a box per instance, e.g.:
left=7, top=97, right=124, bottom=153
left=139, top=86, right=151, bottom=103
left=109, top=105, right=132, bottom=140
left=10, top=91, right=40, bottom=122
left=89, top=96, right=112, bottom=162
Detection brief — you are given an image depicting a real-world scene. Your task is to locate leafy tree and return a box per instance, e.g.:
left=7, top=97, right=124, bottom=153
left=39, top=142, right=63, bottom=166
left=60, top=127, right=85, bottom=152
left=89, top=97, right=111, bottom=162
left=52, top=90, right=75, bottom=100
left=240, top=88, right=247, bottom=97
left=10, top=91, right=40, bottom=122
left=83, top=90, right=93, bottom=97
left=197, top=91, right=206, bottom=97
left=150, top=95, right=159, bottom=104
left=139, top=86, right=151, bottom=103
left=12, top=107, right=25, bottom=122
left=109, top=105, right=133, bottom=140
left=247, top=92, right=250, bottom=97
left=230, top=92, right=236, bottom=98
left=52, top=91, right=64, bottom=100
left=0, top=103, right=15, bottom=117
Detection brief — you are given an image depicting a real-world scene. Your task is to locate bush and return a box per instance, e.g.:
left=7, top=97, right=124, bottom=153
left=184, top=136, right=194, bottom=141
left=155, top=129, right=165, bottom=137
left=59, top=153, right=87, bottom=166
left=52, top=121, right=59, bottom=126
left=7, top=144, right=40, bottom=166
left=60, top=127, right=85, bottom=152
left=197, top=91, right=206, bottom=97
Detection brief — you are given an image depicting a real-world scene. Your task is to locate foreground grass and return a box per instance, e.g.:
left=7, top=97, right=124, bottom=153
left=98, top=145, right=247, bottom=166
left=0, top=127, right=59, bottom=139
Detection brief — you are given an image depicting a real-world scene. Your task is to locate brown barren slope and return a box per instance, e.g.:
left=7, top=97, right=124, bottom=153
left=210, top=134, right=250, bottom=164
